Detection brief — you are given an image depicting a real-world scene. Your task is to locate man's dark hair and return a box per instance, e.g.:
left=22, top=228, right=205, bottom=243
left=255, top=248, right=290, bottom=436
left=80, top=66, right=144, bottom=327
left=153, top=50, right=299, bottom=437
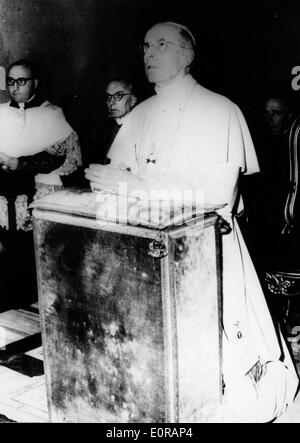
left=7, top=59, right=39, bottom=79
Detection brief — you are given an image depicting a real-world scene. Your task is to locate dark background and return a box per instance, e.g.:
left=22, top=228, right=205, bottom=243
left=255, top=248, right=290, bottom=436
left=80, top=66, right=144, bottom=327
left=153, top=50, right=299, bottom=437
left=1, top=0, right=300, bottom=161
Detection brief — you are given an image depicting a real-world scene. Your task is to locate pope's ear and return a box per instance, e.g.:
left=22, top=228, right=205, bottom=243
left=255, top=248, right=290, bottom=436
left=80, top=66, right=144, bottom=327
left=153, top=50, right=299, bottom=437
left=34, top=79, right=39, bottom=90
left=184, top=48, right=194, bottom=68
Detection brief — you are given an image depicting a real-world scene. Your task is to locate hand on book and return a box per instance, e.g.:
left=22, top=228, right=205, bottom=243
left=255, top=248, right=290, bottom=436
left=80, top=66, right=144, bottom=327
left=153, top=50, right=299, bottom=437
left=85, top=164, right=148, bottom=196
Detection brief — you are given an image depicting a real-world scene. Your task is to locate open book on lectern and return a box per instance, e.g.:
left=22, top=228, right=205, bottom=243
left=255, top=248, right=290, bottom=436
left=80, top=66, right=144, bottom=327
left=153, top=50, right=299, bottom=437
left=93, top=191, right=225, bottom=230
left=30, top=189, right=225, bottom=230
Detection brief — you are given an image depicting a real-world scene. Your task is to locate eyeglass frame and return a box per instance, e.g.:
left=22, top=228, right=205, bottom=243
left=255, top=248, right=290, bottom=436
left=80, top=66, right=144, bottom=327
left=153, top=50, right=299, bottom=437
left=141, top=39, right=191, bottom=55
left=6, top=77, right=34, bottom=87
left=105, top=92, right=132, bottom=102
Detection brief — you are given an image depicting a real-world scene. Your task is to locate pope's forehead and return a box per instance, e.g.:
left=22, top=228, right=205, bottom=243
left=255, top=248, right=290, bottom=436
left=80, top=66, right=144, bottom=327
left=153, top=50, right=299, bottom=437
left=106, top=81, right=129, bottom=93
left=144, top=24, right=181, bottom=42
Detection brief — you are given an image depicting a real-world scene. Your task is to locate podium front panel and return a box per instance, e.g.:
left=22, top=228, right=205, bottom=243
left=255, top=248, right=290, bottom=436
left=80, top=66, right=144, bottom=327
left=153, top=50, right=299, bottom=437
left=33, top=190, right=222, bottom=423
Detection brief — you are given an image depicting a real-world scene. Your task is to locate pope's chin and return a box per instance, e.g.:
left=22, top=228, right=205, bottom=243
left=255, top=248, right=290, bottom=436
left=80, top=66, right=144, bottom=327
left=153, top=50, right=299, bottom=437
left=146, top=67, right=162, bottom=84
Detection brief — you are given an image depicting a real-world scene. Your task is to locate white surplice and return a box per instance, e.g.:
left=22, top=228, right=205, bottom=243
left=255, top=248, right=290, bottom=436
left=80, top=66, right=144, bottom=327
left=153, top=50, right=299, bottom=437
left=0, top=100, right=82, bottom=230
left=0, top=101, right=73, bottom=157
left=107, top=74, right=299, bottom=422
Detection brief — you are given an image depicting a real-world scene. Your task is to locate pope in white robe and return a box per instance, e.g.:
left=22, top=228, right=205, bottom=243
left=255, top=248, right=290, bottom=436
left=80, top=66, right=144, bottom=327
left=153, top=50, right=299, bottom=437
left=85, top=22, right=299, bottom=422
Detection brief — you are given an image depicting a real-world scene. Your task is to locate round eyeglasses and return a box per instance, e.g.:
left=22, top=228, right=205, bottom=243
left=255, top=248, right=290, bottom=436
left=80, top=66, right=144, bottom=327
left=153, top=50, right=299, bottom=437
left=142, top=39, right=190, bottom=54
left=6, top=77, right=34, bottom=87
left=105, top=92, right=132, bottom=102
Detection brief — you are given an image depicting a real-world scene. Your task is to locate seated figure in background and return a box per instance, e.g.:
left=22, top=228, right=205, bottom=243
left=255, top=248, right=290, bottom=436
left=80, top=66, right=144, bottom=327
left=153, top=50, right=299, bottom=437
left=0, top=59, right=82, bottom=310
left=261, top=96, right=300, bottom=266
left=249, top=96, right=300, bottom=333
left=85, top=22, right=299, bottom=422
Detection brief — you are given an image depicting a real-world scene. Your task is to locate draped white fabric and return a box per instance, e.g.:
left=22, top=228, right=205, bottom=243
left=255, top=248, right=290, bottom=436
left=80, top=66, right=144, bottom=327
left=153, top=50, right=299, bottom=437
left=0, top=100, right=82, bottom=230
left=0, top=101, right=73, bottom=157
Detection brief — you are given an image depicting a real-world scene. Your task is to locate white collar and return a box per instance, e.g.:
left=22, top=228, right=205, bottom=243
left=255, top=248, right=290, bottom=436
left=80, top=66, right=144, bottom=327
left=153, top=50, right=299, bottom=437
left=18, top=94, right=36, bottom=107
left=154, top=74, right=197, bottom=101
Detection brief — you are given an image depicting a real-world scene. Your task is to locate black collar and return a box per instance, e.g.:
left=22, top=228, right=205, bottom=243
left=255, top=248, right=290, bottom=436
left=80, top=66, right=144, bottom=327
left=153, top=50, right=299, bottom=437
left=9, top=95, right=45, bottom=110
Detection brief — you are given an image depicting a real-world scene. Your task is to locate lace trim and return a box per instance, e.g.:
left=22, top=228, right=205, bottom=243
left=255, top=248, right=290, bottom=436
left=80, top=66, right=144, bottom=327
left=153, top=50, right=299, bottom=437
left=15, top=195, right=32, bottom=232
left=0, top=196, right=9, bottom=230
left=45, top=131, right=82, bottom=176
left=34, top=183, right=64, bottom=201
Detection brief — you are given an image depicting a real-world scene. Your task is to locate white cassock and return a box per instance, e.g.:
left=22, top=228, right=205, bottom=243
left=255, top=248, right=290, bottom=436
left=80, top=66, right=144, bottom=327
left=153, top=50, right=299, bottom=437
left=107, top=74, right=299, bottom=422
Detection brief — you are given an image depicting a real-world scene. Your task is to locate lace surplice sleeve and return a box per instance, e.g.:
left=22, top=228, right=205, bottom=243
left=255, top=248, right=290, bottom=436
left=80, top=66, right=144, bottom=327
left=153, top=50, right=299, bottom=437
left=45, top=131, right=82, bottom=176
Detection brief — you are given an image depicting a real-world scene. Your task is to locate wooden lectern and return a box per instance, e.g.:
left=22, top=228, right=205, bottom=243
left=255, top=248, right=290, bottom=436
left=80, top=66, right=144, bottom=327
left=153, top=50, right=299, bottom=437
left=32, top=189, right=223, bottom=423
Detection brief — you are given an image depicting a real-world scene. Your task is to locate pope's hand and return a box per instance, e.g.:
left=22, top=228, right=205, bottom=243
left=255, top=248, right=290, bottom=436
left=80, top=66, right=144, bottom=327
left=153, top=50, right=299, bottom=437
left=84, top=164, right=148, bottom=196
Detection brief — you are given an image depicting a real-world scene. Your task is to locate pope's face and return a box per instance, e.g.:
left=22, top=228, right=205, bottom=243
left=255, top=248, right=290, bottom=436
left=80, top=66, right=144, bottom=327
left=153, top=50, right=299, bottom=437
left=105, top=81, right=136, bottom=119
left=7, top=65, right=37, bottom=103
left=143, top=24, right=188, bottom=86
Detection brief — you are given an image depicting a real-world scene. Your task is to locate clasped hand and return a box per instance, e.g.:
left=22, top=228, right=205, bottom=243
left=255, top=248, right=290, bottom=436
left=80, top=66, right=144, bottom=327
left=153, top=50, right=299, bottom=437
left=84, top=164, right=148, bottom=196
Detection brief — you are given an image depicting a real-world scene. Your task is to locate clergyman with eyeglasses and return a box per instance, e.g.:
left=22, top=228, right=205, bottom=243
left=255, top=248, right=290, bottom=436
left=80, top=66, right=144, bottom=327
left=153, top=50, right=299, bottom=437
left=0, top=59, right=82, bottom=310
left=92, top=78, right=137, bottom=165
left=0, top=60, right=81, bottom=185
left=85, top=21, right=299, bottom=422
